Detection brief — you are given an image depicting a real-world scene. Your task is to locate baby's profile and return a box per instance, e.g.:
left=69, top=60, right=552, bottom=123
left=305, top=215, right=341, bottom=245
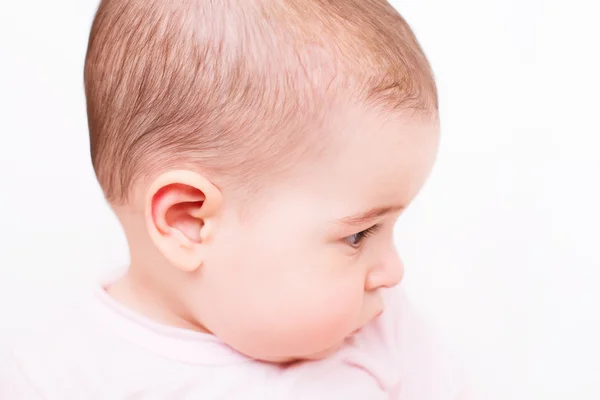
left=1, top=0, right=470, bottom=398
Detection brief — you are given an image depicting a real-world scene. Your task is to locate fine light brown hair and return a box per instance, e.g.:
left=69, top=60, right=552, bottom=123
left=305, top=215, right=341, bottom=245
left=84, top=0, right=437, bottom=205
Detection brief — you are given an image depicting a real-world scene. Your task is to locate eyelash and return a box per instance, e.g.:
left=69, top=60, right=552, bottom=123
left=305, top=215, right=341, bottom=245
left=345, top=224, right=381, bottom=248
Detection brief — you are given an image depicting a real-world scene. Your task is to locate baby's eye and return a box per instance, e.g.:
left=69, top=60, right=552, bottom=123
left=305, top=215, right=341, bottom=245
left=344, top=225, right=380, bottom=248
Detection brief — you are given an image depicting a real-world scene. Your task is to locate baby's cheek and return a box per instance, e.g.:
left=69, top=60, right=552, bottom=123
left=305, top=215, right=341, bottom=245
left=287, top=283, right=363, bottom=352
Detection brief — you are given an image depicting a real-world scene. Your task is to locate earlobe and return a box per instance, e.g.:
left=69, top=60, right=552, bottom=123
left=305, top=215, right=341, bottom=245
left=144, top=170, right=222, bottom=272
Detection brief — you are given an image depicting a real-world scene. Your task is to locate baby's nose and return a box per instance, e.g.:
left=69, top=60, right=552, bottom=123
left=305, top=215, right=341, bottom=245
left=365, top=251, right=404, bottom=291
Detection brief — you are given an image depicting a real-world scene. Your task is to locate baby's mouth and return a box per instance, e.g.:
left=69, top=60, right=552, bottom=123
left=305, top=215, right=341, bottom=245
left=351, top=327, right=363, bottom=335
left=352, top=310, right=384, bottom=335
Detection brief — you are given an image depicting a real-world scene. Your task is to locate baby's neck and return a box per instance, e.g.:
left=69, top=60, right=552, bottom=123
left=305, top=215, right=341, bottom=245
left=106, top=268, right=210, bottom=334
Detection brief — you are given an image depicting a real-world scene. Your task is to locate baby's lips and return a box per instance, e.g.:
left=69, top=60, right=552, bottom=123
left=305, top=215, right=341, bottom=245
left=352, top=310, right=383, bottom=335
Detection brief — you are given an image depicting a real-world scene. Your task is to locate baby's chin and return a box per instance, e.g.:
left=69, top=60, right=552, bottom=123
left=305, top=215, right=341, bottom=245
left=249, top=340, right=348, bottom=365
left=227, top=323, right=369, bottom=364
left=300, top=343, right=345, bottom=361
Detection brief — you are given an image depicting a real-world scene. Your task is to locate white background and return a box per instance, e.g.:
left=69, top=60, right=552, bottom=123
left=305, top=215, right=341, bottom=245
left=1, top=0, right=598, bottom=399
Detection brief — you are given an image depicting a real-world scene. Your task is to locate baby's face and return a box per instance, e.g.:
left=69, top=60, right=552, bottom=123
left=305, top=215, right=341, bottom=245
left=193, top=108, right=439, bottom=362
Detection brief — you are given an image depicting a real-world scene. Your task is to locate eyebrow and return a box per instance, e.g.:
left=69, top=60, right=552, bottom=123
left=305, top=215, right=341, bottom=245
left=337, top=205, right=405, bottom=226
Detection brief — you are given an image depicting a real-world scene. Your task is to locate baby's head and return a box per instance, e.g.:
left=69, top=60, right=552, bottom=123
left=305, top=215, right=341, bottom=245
left=85, top=0, right=439, bottom=362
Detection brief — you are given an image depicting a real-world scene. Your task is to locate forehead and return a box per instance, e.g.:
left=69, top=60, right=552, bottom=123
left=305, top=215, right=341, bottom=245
left=303, top=108, right=440, bottom=219
left=243, top=107, right=439, bottom=228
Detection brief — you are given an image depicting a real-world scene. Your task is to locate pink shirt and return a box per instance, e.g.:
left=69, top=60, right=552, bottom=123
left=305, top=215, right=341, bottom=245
left=1, top=284, right=465, bottom=399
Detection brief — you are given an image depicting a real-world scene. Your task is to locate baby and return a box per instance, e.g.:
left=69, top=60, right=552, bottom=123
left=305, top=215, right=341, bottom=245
left=2, top=0, right=470, bottom=398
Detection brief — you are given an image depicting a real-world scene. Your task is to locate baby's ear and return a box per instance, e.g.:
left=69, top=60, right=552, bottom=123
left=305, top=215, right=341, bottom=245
left=145, top=170, right=222, bottom=272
